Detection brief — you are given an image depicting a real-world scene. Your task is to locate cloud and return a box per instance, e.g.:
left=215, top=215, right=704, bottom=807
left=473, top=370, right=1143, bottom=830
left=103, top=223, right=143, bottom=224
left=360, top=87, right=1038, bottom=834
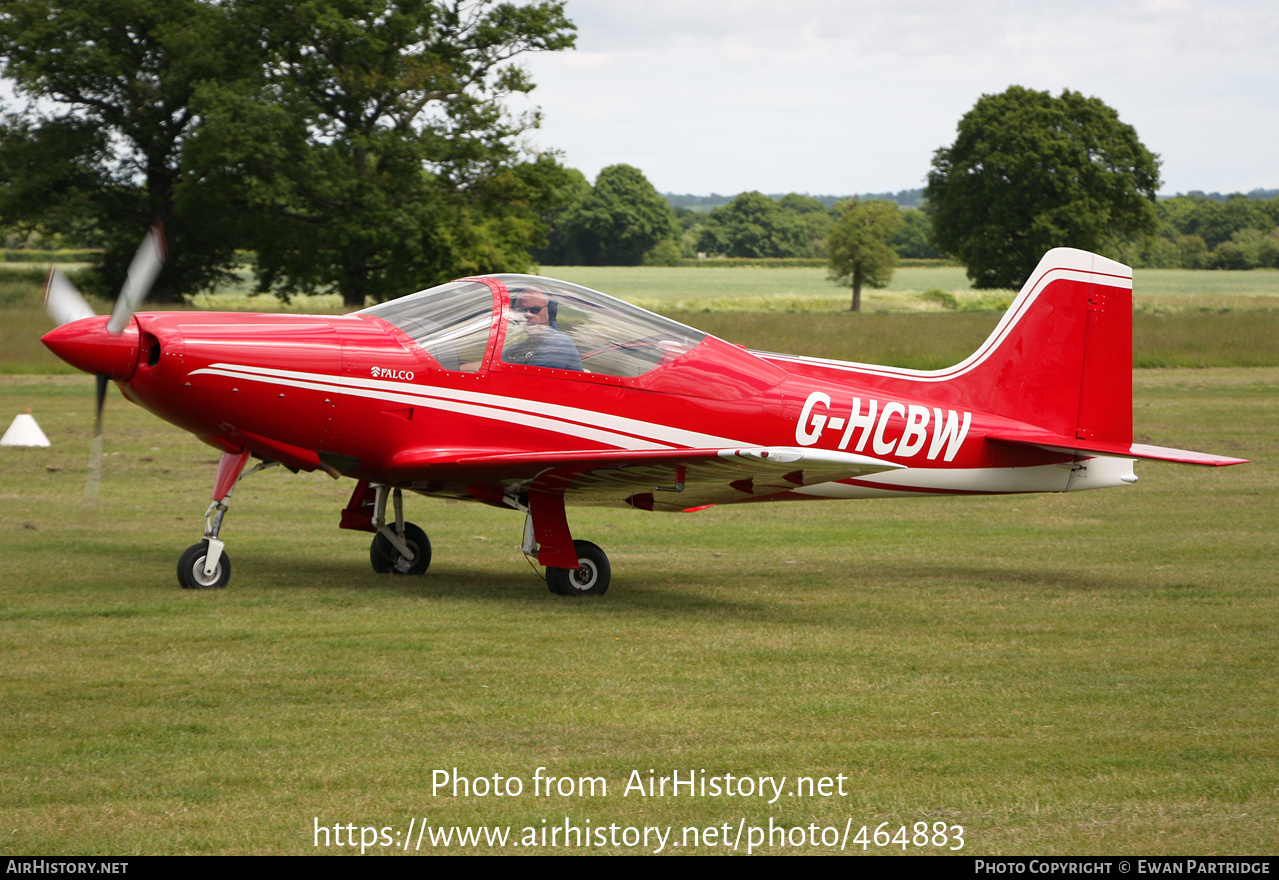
left=517, top=0, right=1279, bottom=194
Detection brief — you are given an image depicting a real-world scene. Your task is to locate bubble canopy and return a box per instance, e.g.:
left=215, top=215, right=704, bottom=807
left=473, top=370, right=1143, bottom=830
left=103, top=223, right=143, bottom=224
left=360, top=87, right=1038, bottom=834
left=360, top=274, right=707, bottom=377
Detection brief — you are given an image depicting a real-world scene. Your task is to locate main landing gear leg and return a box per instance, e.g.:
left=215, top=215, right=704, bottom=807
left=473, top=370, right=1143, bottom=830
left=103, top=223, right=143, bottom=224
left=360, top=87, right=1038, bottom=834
left=178, top=449, right=276, bottom=590
left=518, top=491, right=611, bottom=596
left=368, top=485, right=431, bottom=575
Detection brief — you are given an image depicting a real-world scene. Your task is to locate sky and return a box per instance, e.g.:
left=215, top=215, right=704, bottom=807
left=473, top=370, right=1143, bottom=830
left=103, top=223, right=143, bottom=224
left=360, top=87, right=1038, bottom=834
left=513, top=0, right=1279, bottom=197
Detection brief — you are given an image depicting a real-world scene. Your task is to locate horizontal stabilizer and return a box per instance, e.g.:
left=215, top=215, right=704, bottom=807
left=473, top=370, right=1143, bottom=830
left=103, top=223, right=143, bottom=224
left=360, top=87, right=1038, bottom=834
left=986, top=429, right=1247, bottom=467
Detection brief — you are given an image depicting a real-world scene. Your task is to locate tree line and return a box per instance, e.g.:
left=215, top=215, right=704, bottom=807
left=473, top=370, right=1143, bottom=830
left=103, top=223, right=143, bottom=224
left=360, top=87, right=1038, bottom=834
left=532, top=177, right=936, bottom=267
left=1130, top=195, right=1279, bottom=270
left=2, top=8, right=1274, bottom=311
left=665, top=188, right=926, bottom=212
left=539, top=164, right=1279, bottom=275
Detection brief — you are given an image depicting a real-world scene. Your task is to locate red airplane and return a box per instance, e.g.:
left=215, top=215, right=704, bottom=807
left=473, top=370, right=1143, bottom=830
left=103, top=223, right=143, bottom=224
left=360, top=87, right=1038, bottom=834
left=42, top=231, right=1246, bottom=595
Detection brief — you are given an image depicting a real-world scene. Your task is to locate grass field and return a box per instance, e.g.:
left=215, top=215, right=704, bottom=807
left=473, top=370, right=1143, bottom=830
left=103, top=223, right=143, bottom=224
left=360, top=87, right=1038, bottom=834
left=1, top=367, right=1276, bottom=855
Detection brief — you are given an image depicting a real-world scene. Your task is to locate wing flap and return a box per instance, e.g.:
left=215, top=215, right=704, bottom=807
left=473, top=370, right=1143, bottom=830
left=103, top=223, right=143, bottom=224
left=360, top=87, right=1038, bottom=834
left=387, top=445, right=903, bottom=509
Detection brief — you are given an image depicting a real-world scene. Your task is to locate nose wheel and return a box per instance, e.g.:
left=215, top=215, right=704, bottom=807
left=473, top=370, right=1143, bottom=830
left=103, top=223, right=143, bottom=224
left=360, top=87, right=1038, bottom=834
left=176, top=449, right=267, bottom=591
left=178, top=539, right=231, bottom=590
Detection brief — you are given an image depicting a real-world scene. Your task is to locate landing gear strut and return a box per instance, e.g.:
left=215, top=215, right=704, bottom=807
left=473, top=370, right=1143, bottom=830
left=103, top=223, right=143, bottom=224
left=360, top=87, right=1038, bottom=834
left=515, top=491, right=612, bottom=597
left=367, top=485, right=431, bottom=575
left=178, top=449, right=275, bottom=590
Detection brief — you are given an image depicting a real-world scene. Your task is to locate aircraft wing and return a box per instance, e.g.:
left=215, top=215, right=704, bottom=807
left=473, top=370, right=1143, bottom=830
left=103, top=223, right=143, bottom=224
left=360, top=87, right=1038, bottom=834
left=985, top=429, right=1248, bottom=466
left=388, top=446, right=904, bottom=511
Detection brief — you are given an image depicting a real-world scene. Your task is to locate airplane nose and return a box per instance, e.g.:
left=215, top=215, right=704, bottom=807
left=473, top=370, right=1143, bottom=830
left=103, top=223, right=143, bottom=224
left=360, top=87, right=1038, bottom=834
left=42, top=316, right=141, bottom=381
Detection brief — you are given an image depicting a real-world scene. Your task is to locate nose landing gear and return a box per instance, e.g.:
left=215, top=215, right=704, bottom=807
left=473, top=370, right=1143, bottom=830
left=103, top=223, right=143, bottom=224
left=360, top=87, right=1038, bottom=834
left=177, top=449, right=277, bottom=590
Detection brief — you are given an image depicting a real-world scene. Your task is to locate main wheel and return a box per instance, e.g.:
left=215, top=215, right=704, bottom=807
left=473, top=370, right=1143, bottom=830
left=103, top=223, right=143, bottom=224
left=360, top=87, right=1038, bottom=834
left=177, top=540, right=230, bottom=590
left=546, top=540, right=610, bottom=596
left=370, top=522, right=431, bottom=575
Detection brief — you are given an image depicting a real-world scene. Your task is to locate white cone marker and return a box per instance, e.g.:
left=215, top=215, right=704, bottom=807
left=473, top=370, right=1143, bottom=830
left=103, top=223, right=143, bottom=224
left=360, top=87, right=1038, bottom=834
left=1, top=413, right=51, bottom=447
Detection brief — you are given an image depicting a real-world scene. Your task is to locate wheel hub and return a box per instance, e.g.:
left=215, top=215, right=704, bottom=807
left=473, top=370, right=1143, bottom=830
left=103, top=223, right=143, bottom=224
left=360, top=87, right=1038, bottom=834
left=190, top=557, right=220, bottom=586
left=570, top=561, right=597, bottom=590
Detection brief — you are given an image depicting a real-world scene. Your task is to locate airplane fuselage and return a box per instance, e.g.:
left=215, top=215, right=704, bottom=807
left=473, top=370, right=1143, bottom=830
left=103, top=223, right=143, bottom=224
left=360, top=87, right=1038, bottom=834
left=109, top=308, right=1112, bottom=508
left=42, top=255, right=1243, bottom=592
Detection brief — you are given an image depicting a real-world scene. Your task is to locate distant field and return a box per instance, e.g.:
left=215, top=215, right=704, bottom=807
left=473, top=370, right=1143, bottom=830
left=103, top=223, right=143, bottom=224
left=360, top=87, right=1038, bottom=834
left=541, top=265, right=1279, bottom=313
left=666, top=310, right=1279, bottom=370
left=5, top=264, right=1279, bottom=373
left=1132, top=268, right=1279, bottom=308
left=0, top=369, right=1275, bottom=854
left=540, top=265, right=974, bottom=310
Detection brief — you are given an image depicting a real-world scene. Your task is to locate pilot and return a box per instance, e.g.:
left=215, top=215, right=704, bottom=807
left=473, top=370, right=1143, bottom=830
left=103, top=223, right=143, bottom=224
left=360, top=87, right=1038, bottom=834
left=502, top=287, right=583, bottom=371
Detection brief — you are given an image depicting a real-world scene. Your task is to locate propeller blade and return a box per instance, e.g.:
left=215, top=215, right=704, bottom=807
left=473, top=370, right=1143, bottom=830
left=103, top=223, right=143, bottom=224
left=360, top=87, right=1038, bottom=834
left=85, top=373, right=109, bottom=503
left=107, top=221, right=167, bottom=335
left=43, top=267, right=96, bottom=326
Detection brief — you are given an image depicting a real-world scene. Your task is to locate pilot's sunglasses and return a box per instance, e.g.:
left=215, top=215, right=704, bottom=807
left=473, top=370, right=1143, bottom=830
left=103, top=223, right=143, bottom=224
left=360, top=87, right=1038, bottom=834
left=518, top=305, right=544, bottom=314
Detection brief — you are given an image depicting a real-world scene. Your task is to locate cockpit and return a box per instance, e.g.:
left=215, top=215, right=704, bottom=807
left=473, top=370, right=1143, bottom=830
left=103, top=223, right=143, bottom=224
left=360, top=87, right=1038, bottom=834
left=360, top=274, right=707, bottom=378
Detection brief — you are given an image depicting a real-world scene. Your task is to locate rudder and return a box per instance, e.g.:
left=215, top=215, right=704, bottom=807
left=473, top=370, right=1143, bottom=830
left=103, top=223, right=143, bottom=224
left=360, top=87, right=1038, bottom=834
left=931, top=248, right=1133, bottom=444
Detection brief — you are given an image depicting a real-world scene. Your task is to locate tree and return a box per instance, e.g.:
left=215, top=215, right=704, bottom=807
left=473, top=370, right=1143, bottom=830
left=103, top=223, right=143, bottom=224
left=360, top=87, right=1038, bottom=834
left=0, top=0, right=257, bottom=300
left=925, top=86, right=1161, bottom=289
left=530, top=166, right=590, bottom=263
left=696, top=191, right=812, bottom=258
left=0, top=0, right=577, bottom=306
left=191, top=0, right=577, bottom=306
left=1157, top=194, right=1279, bottom=250
left=777, top=193, right=835, bottom=256
left=539, top=164, right=677, bottom=265
left=891, top=208, right=938, bottom=259
left=826, top=198, right=903, bottom=311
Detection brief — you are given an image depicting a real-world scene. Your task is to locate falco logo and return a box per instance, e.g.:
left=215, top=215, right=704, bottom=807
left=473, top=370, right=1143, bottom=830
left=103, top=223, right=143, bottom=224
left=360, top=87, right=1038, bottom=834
left=795, top=391, right=971, bottom=461
left=371, top=366, right=414, bottom=381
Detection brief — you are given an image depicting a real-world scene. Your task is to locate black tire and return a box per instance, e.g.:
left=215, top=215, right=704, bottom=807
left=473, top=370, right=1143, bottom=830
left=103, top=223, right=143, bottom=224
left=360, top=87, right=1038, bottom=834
left=177, top=540, right=230, bottom=590
left=370, top=522, right=431, bottom=575
left=546, top=540, right=610, bottom=596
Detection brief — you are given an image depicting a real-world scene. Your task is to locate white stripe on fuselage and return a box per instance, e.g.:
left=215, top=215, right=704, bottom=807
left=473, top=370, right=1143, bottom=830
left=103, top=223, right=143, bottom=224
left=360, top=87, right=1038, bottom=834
left=188, top=362, right=749, bottom=451
left=187, top=362, right=1085, bottom=497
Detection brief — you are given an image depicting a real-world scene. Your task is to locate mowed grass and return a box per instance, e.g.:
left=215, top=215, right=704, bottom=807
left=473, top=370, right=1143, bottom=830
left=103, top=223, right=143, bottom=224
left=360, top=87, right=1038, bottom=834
left=1, top=369, right=1276, bottom=855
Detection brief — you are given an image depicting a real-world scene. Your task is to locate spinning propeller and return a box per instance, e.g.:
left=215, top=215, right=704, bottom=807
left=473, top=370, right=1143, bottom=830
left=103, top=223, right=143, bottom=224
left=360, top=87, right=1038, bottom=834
left=42, top=223, right=167, bottom=500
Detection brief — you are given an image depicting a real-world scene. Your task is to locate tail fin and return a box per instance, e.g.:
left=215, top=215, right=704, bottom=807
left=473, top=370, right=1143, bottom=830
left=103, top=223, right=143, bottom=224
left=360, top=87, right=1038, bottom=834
left=812, top=248, right=1133, bottom=442
left=941, top=248, right=1133, bottom=443
left=917, top=249, right=1242, bottom=466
